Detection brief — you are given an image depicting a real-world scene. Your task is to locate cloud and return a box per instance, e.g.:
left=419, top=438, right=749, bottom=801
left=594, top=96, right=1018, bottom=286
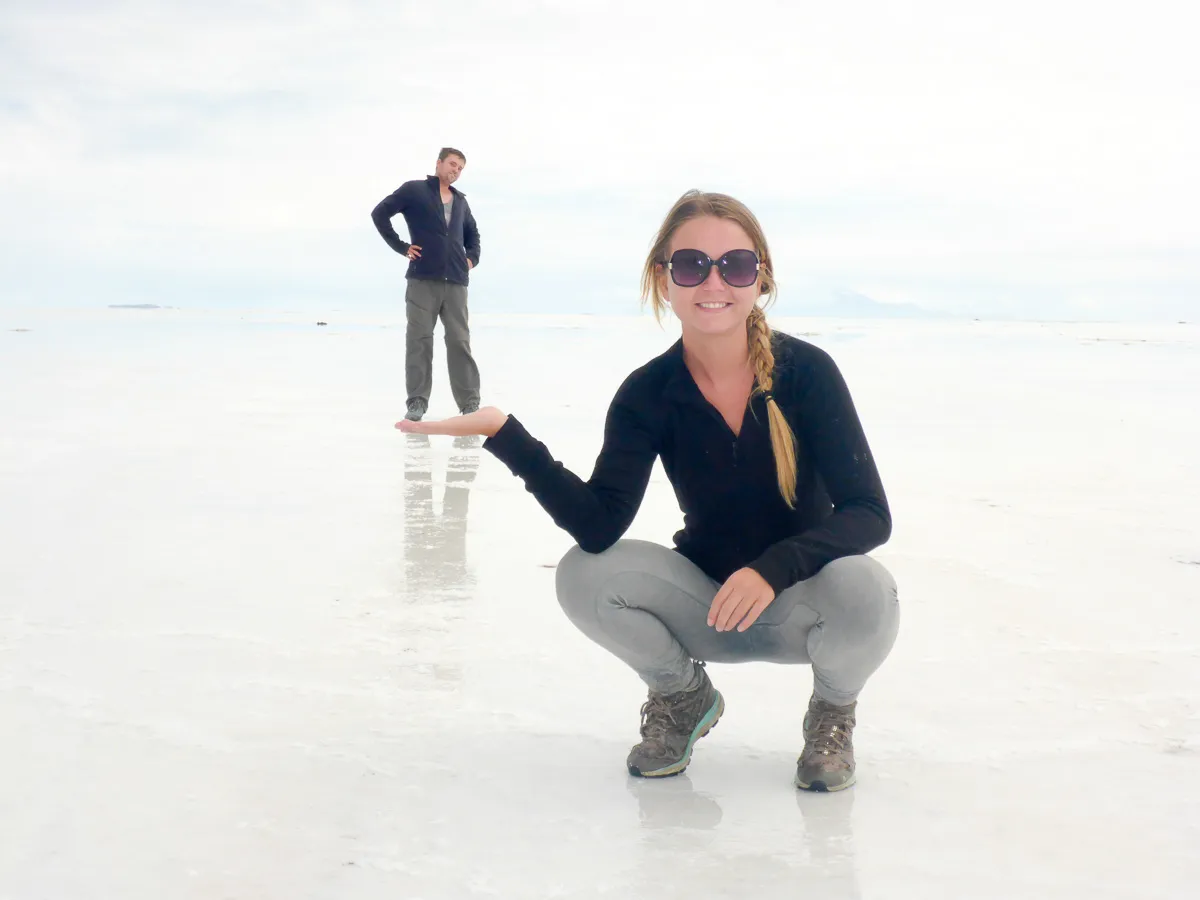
left=2, top=0, right=1198, bottom=319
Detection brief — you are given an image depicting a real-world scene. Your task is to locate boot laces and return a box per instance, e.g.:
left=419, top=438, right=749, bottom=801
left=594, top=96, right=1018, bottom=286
left=638, top=664, right=706, bottom=749
left=638, top=693, right=679, bottom=748
left=807, top=704, right=854, bottom=756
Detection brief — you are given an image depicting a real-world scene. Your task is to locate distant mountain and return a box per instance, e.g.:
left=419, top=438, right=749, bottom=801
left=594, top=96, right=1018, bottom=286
left=794, top=289, right=947, bottom=319
left=108, top=304, right=169, bottom=310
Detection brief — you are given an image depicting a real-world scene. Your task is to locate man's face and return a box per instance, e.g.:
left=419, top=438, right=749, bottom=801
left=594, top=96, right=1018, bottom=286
left=436, top=154, right=465, bottom=184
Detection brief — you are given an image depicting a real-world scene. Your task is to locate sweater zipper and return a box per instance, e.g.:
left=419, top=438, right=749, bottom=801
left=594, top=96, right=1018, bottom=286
left=688, top=386, right=746, bottom=470
left=439, top=190, right=451, bottom=279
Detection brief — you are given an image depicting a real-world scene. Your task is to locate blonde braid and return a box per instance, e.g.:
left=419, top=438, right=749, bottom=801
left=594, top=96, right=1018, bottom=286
left=747, top=306, right=798, bottom=507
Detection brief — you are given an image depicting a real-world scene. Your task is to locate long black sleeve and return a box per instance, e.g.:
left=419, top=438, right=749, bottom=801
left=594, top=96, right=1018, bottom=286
left=479, top=336, right=890, bottom=590
left=463, top=204, right=481, bottom=268
left=748, top=348, right=892, bottom=593
left=483, top=389, right=659, bottom=552
left=371, top=184, right=411, bottom=255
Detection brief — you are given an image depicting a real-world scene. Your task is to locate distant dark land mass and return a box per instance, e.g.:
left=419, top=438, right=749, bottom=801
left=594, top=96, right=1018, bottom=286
left=793, top=290, right=949, bottom=319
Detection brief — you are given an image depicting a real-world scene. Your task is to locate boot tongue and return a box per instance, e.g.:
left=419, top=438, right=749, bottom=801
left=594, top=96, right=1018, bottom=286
left=639, top=695, right=677, bottom=744
left=807, top=704, right=855, bottom=754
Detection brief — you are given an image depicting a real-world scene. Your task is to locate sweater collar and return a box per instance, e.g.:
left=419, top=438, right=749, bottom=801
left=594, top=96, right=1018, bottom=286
left=661, top=338, right=770, bottom=417
left=426, top=174, right=464, bottom=197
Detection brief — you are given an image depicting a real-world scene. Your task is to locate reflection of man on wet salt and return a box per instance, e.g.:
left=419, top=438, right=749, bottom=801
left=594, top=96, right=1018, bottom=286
left=393, top=435, right=481, bottom=694
left=403, top=434, right=480, bottom=598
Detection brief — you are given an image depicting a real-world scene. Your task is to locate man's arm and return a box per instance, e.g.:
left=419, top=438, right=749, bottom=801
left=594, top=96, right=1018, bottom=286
left=463, top=202, right=481, bottom=268
left=371, top=184, right=412, bottom=255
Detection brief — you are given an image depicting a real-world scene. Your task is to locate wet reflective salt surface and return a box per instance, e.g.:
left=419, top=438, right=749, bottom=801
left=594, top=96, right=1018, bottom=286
left=1, top=310, right=1197, bottom=898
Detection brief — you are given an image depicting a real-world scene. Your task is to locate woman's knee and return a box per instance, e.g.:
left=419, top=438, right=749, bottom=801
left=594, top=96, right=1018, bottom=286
left=554, top=541, right=630, bottom=619
left=816, top=555, right=899, bottom=632
left=554, top=539, right=674, bottom=620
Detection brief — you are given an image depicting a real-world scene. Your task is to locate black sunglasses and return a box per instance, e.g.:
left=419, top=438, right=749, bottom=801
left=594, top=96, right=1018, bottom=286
left=662, top=248, right=761, bottom=288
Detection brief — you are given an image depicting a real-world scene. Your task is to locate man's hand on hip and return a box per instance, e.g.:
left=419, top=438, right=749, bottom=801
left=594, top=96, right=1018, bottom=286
left=406, top=245, right=422, bottom=260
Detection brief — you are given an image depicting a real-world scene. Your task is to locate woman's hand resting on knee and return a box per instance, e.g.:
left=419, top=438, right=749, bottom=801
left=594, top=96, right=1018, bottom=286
left=394, top=406, right=510, bottom=438
left=708, top=567, right=777, bottom=632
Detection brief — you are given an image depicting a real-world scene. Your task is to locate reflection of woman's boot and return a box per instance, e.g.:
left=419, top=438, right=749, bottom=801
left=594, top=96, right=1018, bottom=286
left=795, top=787, right=860, bottom=897
left=626, top=773, right=723, bottom=831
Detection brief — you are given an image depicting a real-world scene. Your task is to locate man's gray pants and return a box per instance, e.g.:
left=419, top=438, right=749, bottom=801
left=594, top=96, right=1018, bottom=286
left=405, top=278, right=481, bottom=411
left=556, top=539, right=899, bottom=705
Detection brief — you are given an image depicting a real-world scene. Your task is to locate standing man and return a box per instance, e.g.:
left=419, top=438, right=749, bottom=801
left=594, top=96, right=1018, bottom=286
left=372, top=147, right=481, bottom=421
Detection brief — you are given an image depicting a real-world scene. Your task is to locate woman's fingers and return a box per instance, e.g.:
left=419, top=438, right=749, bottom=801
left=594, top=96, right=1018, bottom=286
left=713, top=588, right=747, bottom=632
left=707, top=583, right=733, bottom=628
left=709, top=573, right=775, bottom=631
left=394, top=417, right=465, bottom=435
left=716, top=592, right=756, bottom=632
left=735, top=594, right=775, bottom=632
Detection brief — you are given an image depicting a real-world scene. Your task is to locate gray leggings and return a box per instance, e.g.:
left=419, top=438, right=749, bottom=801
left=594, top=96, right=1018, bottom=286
left=555, top=540, right=899, bottom=706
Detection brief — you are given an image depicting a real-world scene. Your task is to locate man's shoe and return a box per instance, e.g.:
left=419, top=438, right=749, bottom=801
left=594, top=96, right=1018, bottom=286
left=404, top=399, right=427, bottom=422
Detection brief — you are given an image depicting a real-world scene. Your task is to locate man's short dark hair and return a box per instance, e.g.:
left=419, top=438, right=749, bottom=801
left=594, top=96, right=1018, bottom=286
left=439, top=147, right=466, bottom=164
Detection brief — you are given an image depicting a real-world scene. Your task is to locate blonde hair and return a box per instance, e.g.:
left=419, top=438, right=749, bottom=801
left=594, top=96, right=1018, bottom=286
left=639, top=190, right=798, bottom=507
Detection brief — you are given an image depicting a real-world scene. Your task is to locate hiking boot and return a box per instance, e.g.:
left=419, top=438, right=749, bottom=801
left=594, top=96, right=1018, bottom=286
left=459, top=401, right=479, bottom=415
left=627, top=663, right=724, bottom=778
left=795, top=694, right=857, bottom=792
left=404, top=399, right=427, bottom=422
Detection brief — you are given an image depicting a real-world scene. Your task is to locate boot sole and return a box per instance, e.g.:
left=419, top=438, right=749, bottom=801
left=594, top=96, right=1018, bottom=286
left=629, top=691, right=725, bottom=778
left=794, top=770, right=856, bottom=792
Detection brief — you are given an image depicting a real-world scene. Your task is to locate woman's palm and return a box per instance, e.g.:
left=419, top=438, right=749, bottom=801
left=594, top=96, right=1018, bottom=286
left=394, top=406, right=508, bottom=438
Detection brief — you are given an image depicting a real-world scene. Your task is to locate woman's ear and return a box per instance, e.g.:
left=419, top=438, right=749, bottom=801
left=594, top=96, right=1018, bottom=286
left=656, top=263, right=670, bottom=295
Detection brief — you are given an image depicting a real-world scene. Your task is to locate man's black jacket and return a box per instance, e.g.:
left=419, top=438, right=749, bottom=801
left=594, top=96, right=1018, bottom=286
left=371, top=175, right=480, bottom=286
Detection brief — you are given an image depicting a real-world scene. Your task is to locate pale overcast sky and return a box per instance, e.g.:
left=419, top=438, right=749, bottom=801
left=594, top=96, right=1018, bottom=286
left=2, top=0, right=1197, bottom=320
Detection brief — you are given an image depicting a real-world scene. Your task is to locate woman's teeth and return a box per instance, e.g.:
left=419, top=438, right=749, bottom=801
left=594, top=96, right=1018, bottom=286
left=698, top=302, right=730, bottom=309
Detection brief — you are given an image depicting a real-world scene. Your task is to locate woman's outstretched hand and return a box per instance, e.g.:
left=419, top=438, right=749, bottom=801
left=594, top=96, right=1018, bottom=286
left=394, top=405, right=509, bottom=438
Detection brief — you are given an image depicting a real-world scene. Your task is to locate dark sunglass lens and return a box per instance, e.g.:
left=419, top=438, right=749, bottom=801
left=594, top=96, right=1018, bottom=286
left=719, top=250, right=759, bottom=287
left=670, top=250, right=710, bottom=286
